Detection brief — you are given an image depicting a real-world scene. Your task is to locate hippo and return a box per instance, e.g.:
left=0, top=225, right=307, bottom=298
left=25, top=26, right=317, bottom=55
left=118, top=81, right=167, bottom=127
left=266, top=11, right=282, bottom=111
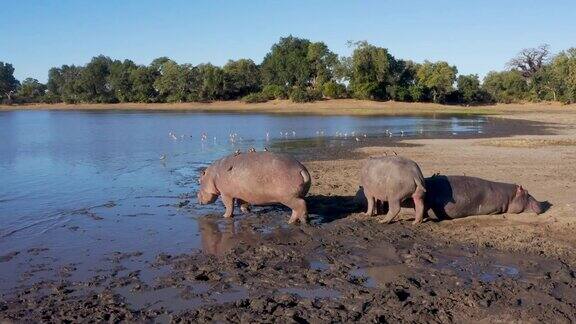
left=197, top=151, right=311, bottom=224
left=359, top=156, right=426, bottom=224
left=424, top=175, right=544, bottom=219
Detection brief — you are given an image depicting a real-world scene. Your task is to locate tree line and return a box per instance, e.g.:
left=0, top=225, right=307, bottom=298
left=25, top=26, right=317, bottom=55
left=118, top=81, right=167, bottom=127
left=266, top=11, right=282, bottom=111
left=1, top=37, right=575, bottom=105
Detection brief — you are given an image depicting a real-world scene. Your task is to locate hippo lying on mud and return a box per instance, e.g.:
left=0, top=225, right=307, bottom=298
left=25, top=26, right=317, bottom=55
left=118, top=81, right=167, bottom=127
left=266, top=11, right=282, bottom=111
left=425, top=175, right=544, bottom=219
left=360, top=156, right=426, bottom=224
left=197, top=151, right=311, bottom=224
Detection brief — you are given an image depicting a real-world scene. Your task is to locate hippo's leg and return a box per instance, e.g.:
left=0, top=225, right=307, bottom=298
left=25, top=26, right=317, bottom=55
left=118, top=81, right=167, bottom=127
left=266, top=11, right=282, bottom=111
left=382, top=199, right=401, bottom=224
left=412, top=190, right=425, bottom=225
left=285, top=198, right=308, bottom=224
left=221, top=195, right=235, bottom=218
left=236, top=199, right=251, bottom=213
left=365, top=192, right=376, bottom=216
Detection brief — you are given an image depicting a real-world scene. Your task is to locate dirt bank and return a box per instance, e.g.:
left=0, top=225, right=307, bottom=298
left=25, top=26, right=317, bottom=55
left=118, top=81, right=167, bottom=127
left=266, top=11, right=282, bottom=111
left=1, top=110, right=576, bottom=323
left=2, top=99, right=576, bottom=117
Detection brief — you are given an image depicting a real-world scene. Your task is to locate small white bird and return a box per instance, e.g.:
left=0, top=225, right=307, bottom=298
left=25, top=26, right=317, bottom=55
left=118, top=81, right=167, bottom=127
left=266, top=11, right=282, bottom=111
left=160, top=154, right=166, bottom=160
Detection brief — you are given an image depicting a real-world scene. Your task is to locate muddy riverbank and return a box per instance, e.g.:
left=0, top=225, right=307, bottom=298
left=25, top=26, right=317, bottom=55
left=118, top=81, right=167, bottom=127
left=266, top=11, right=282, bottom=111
left=1, top=110, right=576, bottom=322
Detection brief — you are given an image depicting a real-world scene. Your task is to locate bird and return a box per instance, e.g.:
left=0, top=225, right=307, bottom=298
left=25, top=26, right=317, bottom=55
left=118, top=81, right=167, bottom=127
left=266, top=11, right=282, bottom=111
left=264, top=147, right=269, bottom=152
left=234, top=149, right=241, bottom=155
left=160, top=154, right=166, bottom=160
left=248, top=147, right=256, bottom=153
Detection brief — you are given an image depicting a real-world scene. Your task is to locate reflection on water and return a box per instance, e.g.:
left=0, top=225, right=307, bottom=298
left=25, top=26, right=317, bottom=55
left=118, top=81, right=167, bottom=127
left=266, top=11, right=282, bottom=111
left=0, top=110, right=490, bottom=293
left=198, top=215, right=295, bottom=256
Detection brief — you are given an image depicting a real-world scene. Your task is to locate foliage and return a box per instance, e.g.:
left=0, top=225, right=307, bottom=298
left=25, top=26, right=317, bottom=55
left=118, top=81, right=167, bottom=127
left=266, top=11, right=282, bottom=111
left=108, top=59, right=137, bottom=102
left=536, top=48, right=576, bottom=103
left=347, top=41, right=395, bottom=100
left=129, top=66, right=159, bottom=103
left=0, top=62, right=20, bottom=102
left=223, top=59, right=261, bottom=99
left=261, top=36, right=312, bottom=88
left=261, top=84, right=288, bottom=100
left=416, top=61, right=457, bottom=103
left=5, top=38, right=576, bottom=106
left=17, top=78, right=46, bottom=102
left=482, top=70, right=528, bottom=103
left=289, top=87, right=322, bottom=103
left=307, top=42, right=338, bottom=89
left=242, top=92, right=268, bottom=103
left=322, top=81, right=347, bottom=99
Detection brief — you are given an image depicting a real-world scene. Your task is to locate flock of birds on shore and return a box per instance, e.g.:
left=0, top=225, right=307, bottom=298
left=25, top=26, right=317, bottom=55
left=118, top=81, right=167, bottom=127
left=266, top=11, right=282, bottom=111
left=160, top=128, right=407, bottom=161
left=160, top=126, right=482, bottom=161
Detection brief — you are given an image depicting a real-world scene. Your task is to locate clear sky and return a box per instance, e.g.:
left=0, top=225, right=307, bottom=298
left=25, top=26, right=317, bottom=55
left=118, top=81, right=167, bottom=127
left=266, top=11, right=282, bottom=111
left=2, top=0, right=575, bottom=83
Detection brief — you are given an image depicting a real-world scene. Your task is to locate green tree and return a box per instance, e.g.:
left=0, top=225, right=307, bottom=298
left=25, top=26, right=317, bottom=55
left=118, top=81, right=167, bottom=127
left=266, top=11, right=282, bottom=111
left=347, top=41, right=395, bottom=100
left=197, top=64, right=225, bottom=101
left=456, top=74, right=483, bottom=104
left=47, top=65, right=84, bottom=103
left=307, top=42, right=338, bottom=89
left=223, top=59, right=261, bottom=99
left=482, top=70, right=528, bottom=103
left=542, top=48, right=576, bottom=103
left=108, top=59, right=137, bottom=102
left=17, top=78, right=46, bottom=102
left=322, top=81, right=347, bottom=99
left=0, top=62, right=20, bottom=101
left=416, top=61, right=457, bottom=103
left=129, top=66, right=159, bottom=103
left=154, top=61, right=201, bottom=102
left=78, top=55, right=115, bottom=103
left=261, top=36, right=312, bottom=88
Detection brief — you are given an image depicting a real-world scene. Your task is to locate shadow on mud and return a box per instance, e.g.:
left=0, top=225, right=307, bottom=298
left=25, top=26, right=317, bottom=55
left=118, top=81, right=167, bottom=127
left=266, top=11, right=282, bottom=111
left=306, top=194, right=361, bottom=223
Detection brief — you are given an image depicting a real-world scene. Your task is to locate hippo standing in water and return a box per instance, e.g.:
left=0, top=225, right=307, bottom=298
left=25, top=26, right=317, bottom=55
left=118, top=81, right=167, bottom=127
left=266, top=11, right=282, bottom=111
left=424, top=175, right=544, bottom=219
left=197, top=151, right=311, bottom=224
left=360, top=156, right=427, bottom=224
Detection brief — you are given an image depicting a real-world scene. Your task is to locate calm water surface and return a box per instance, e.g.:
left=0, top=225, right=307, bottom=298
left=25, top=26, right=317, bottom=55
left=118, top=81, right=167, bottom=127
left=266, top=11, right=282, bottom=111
left=0, top=110, right=487, bottom=292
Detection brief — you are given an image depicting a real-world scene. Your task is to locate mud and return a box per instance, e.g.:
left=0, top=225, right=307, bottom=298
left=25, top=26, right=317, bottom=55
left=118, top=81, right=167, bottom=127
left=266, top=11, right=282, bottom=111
left=1, top=114, right=576, bottom=322
left=2, top=208, right=575, bottom=323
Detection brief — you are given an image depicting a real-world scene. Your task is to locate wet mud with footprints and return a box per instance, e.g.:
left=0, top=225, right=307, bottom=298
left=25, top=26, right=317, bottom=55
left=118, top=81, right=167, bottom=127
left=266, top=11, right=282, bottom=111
left=1, top=206, right=575, bottom=323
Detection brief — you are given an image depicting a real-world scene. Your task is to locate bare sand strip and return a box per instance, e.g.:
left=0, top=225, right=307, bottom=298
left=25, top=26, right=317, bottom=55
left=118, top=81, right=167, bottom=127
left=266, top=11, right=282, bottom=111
left=2, top=99, right=576, bottom=117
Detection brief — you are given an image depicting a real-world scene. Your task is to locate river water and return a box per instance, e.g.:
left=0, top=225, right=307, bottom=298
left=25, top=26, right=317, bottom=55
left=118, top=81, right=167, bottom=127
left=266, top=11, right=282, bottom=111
left=0, top=110, right=491, bottom=292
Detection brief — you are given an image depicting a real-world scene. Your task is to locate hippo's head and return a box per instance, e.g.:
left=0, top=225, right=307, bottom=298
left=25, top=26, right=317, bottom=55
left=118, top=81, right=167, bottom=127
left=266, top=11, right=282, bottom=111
left=197, top=167, right=219, bottom=205
left=509, top=186, right=543, bottom=214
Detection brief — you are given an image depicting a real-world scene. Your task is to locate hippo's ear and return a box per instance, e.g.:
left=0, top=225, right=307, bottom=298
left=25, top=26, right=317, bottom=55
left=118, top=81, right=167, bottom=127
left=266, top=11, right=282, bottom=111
left=516, top=185, right=526, bottom=196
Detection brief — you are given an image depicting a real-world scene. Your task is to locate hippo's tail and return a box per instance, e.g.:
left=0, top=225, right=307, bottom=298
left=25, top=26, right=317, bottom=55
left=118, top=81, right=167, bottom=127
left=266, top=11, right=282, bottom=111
left=414, top=176, right=426, bottom=193
left=301, top=169, right=312, bottom=195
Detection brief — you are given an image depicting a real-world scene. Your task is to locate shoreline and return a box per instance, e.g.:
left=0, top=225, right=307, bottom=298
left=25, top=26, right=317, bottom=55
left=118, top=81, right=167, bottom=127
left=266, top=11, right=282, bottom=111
left=2, top=99, right=575, bottom=116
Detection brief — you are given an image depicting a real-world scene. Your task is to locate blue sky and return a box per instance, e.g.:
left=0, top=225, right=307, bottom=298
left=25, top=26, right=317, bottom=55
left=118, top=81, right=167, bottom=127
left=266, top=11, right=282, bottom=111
left=2, top=0, right=575, bottom=82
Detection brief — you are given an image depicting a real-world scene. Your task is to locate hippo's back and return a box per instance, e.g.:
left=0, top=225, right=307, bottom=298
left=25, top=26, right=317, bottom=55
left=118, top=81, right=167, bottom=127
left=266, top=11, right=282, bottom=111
left=215, top=152, right=311, bottom=203
left=360, top=156, right=425, bottom=199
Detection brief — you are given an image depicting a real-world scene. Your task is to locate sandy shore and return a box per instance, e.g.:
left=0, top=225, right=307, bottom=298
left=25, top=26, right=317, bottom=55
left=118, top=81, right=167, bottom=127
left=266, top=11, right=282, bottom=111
left=2, top=107, right=576, bottom=322
left=2, top=99, right=576, bottom=116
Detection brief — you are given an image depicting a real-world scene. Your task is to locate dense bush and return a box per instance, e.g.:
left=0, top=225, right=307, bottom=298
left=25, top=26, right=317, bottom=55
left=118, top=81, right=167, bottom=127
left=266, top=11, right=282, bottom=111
left=322, top=81, right=347, bottom=99
left=289, top=88, right=322, bottom=103
left=260, top=84, right=288, bottom=100
left=242, top=92, right=268, bottom=103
